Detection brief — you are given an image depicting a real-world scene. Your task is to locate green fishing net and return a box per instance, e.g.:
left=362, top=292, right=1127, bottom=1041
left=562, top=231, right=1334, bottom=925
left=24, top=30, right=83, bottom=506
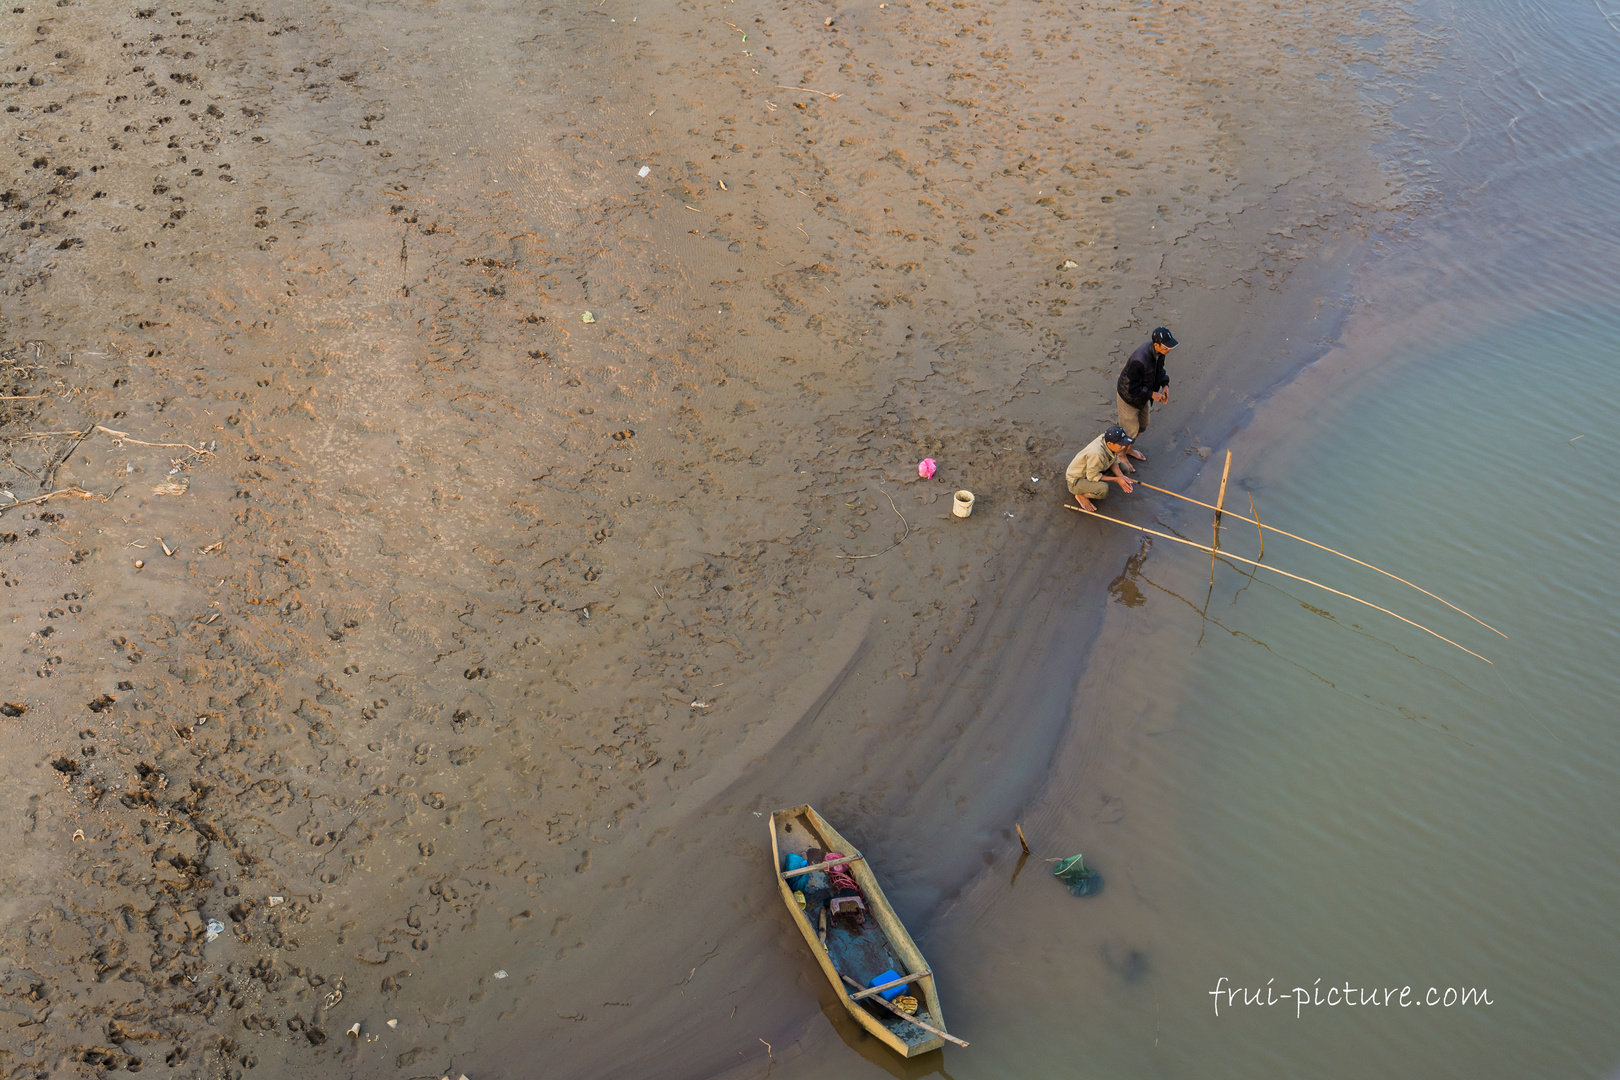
left=1053, top=854, right=1103, bottom=897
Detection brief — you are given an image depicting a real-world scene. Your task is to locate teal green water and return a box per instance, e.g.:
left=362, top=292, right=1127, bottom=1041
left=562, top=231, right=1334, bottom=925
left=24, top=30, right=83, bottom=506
left=921, top=0, right=1620, bottom=1060
left=1027, top=309, right=1620, bottom=1078
left=906, top=318, right=1620, bottom=1080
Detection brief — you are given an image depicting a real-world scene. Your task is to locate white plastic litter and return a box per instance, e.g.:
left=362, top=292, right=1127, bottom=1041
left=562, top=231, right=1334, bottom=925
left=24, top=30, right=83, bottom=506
left=638, top=165, right=650, bottom=177
left=493, top=970, right=508, bottom=979
left=205, top=919, right=225, bottom=943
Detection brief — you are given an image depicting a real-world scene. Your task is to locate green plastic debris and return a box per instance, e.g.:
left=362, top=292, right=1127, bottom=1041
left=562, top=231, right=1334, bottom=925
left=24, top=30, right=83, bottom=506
left=1053, top=853, right=1102, bottom=897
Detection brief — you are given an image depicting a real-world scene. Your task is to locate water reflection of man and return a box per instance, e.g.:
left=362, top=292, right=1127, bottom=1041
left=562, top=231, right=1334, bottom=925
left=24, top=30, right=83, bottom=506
left=1115, top=325, right=1178, bottom=470
left=1066, top=425, right=1136, bottom=513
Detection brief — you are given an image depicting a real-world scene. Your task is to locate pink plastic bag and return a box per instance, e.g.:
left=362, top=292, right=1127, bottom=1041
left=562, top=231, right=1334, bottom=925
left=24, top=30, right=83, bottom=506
left=918, top=458, right=937, bottom=479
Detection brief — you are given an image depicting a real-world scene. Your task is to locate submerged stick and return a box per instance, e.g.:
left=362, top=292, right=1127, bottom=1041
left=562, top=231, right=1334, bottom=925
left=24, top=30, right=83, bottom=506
left=1066, top=505, right=1492, bottom=664
left=1210, top=450, right=1232, bottom=586
left=1136, top=481, right=1505, bottom=639
left=1249, top=492, right=1264, bottom=560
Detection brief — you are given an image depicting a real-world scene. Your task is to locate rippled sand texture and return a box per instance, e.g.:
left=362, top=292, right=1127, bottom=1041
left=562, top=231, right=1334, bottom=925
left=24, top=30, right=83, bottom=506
left=0, top=2, right=1415, bottom=1077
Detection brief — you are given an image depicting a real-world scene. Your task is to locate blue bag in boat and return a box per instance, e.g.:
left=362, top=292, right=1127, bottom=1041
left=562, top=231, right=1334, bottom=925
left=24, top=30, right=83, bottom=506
left=869, top=969, right=907, bottom=1001
left=783, top=852, right=809, bottom=874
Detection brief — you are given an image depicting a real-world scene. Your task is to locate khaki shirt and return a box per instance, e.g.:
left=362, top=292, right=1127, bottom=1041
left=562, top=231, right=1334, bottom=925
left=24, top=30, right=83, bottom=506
left=1066, top=434, right=1118, bottom=487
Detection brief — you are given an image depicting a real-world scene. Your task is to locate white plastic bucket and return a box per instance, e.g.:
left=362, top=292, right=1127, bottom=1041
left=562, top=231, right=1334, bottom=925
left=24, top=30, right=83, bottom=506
left=952, top=490, right=975, bottom=518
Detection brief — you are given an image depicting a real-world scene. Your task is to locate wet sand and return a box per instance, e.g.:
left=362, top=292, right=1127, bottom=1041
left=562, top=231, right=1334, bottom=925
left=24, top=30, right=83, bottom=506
left=0, top=1, right=1413, bottom=1076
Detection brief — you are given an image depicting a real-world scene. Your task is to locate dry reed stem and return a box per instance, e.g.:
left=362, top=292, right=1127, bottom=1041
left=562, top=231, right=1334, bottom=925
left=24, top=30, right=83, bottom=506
left=13, top=426, right=212, bottom=456
left=776, top=85, right=842, bottom=99
left=95, top=426, right=213, bottom=455
left=1066, top=504, right=1492, bottom=664
left=0, top=487, right=101, bottom=514
left=1137, top=481, right=1505, bottom=639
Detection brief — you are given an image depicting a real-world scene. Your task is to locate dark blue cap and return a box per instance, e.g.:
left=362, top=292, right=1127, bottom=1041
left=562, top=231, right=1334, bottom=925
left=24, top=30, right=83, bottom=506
left=1104, top=425, right=1134, bottom=445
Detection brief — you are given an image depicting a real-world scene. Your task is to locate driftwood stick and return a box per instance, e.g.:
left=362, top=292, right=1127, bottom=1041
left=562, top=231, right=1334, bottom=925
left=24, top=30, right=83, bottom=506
left=782, top=853, right=863, bottom=879
left=1066, top=505, right=1492, bottom=664
left=1015, top=823, right=1030, bottom=854
left=1136, top=481, right=1505, bottom=639
left=849, top=970, right=932, bottom=1001
left=839, top=974, right=968, bottom=1048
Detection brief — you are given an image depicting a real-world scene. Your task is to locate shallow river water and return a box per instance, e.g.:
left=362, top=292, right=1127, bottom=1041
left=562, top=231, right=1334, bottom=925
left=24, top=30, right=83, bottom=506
left=757, top=0, right=1620, bottom=1076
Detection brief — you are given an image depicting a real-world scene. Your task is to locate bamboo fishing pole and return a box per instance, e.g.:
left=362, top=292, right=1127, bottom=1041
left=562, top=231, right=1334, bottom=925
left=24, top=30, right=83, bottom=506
left=1134, top=481, right=1506, bottom=639
left=1065, top=504, right=1492, bottom=664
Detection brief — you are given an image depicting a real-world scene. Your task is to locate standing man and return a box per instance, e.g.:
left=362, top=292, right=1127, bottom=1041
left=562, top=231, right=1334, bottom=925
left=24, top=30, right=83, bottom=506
left=1115, top=326, right=1178, bottom=467
left=1065, top=425, right=1136, bottom=513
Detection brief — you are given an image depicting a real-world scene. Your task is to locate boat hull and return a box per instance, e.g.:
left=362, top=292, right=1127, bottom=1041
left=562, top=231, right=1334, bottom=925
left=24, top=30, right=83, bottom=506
left=769, top=804, right=947, bottom=1057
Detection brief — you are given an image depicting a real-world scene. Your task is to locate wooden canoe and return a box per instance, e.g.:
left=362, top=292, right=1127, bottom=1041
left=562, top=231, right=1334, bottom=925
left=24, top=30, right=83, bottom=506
left=769, top=804, right=956, bottom=1057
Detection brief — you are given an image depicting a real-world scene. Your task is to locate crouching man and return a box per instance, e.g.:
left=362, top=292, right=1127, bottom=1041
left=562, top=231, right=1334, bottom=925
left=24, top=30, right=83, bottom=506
left=1065, top=425, right=1136, bottom=512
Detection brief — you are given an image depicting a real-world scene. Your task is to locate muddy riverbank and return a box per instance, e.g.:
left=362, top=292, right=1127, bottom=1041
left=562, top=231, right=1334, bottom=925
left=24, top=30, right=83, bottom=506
left=0, top=2, right=1416, bottom=1077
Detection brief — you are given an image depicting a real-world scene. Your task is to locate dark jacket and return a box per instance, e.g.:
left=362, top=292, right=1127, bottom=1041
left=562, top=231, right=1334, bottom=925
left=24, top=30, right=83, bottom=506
left=1116, top=340, right=1169, bottom=408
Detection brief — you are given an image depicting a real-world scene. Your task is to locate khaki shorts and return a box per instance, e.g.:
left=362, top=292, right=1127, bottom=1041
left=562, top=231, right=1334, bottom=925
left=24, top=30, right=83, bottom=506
left=1068, top=478, right=1109, bottom=501
left=1116, top=394, right=1151, bottom=439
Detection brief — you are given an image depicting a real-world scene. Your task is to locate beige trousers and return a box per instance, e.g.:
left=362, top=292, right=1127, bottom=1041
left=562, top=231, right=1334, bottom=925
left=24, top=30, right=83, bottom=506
left=1068, top=477, right=1109, bottom=501
left=1116, top=394, right=1151, bottom=439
